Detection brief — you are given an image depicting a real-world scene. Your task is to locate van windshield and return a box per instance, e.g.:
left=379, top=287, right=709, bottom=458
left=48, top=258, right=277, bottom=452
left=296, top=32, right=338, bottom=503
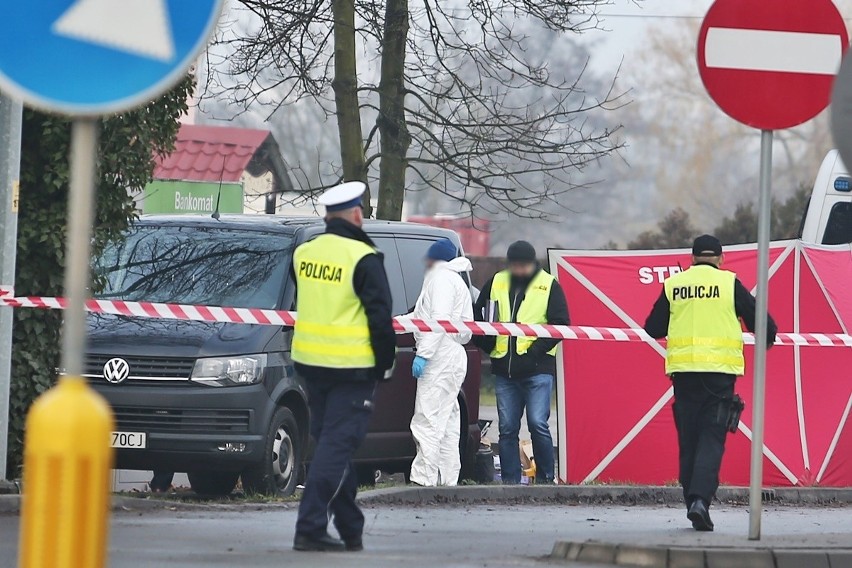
left=95, top=225, right=293, bottom=309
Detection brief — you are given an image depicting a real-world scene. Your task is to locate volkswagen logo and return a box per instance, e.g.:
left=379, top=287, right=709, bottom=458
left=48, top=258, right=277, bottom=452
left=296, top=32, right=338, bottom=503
left=103, top=358, right=130, bottom=384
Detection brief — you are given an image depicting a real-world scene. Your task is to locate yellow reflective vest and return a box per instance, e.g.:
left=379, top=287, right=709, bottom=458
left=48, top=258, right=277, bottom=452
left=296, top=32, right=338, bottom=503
left=489, top=270, right=557, bottom=359
left=291, top=233, right=376, bottom=368
left=664, top=265, right=745, bottom=376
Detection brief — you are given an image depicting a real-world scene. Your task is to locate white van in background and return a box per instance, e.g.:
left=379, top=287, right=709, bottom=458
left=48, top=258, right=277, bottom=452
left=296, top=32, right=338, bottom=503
left=802, top=150, right=852, bottom=244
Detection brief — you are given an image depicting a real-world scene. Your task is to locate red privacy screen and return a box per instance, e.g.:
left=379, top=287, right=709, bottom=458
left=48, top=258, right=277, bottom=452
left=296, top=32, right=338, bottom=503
left=549, top=241, right=852, bottom=487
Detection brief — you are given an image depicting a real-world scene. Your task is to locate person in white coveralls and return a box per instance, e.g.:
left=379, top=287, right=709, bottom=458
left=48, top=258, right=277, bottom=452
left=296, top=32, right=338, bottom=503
left=408, top=238, right=474, bottom=486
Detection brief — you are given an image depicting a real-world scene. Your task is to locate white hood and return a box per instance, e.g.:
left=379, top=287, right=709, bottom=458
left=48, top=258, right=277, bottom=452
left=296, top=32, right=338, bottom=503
left=413, top=254, right=475, bottom=356
left=436, top=256, right=473, bottom=273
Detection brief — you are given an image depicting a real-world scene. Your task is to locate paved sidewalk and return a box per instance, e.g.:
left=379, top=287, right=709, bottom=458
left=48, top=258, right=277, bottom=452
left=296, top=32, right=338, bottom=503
left=551, top=534, right=852, bottom=568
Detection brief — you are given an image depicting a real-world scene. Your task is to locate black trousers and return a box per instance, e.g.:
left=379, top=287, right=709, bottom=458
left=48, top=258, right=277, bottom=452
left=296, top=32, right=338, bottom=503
left=671, top=372, right=736, bottom=507
left=295, top=374, right=376, bottom=540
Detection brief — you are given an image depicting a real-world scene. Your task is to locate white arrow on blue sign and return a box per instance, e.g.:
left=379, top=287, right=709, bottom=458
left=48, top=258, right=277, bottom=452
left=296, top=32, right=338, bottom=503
left=0, top=0, right=223, bottom=116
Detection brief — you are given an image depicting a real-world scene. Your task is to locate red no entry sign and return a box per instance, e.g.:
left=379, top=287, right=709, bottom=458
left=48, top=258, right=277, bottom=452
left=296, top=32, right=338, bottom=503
left=698, top=0, right=849, bottom=130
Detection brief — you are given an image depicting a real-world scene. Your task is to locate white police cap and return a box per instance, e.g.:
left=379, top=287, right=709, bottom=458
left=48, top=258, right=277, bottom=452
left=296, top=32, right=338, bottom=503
left=318, top=181, right=367, bottom=212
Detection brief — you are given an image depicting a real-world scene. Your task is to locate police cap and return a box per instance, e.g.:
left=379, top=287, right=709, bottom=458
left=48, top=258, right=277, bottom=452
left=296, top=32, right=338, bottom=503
left=318, top=181, right=367, bottom=212
left=692, top=234, right=723, bottom=257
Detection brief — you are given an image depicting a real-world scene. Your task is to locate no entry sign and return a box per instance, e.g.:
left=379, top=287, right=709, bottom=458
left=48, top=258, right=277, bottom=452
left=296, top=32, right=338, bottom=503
left=698, top=0, right=848, bottom=130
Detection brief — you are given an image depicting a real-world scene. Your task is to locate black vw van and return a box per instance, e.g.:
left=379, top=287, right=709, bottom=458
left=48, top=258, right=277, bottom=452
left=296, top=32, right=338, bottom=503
left=87, top=215, right=481, bottom=495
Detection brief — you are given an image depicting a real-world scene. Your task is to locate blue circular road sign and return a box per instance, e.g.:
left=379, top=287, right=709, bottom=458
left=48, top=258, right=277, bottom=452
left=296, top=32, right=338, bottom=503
left=0, top=0, right=224, bottom=116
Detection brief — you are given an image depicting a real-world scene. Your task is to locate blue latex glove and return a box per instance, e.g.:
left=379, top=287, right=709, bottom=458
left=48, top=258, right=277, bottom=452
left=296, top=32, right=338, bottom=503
left=412, top=356, right=428, bottom=379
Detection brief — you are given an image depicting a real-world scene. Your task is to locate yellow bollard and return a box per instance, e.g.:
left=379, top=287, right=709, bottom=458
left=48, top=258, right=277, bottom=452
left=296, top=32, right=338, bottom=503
left=18, top=376, right=115, bottom=568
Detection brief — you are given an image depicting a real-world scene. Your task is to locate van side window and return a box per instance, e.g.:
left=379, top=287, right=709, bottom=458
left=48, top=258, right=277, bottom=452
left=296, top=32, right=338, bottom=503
left=822, top=202, right=852, bottom=245
left=371, top=237, right=408, bottom=316
left=396, top=238, right=442, bottom=310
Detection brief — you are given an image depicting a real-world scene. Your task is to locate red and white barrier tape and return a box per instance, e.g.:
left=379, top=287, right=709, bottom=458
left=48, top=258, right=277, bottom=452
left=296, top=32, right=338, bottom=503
left=0, top=293, right=851, bottom=347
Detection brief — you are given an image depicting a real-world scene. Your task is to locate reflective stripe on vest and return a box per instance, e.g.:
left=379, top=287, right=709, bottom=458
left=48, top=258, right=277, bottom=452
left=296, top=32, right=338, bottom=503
left=663, top=265, right=744, bottom=375
left=489, top=270, right=557, bottom=359
left=291, top=233, right=376, bottom=368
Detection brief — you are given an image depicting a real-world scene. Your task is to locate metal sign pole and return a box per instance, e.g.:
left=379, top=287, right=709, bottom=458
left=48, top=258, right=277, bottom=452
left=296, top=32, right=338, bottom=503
left=748, top=129, right=773, bottom=541
left=60, top=119, right=99, bottom=379
left=19, top=117, right=114, bottom=568
left=0, top=94, right=22, bottom=480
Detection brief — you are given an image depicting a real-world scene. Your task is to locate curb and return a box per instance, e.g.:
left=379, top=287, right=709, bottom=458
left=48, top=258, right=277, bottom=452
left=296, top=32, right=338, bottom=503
left=1, top=485, right=849, bottom=515
left=110, top=496, right=223, bottom=512
left=357, top=485, right=852, bottom=507
left=0, top=494, right=258, bottom=515
left=550, top=540, right=852, bottom=568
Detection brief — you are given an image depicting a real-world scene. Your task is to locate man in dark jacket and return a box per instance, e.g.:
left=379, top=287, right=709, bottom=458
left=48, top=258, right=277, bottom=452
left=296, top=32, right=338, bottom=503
left=474, top=241, right=569, bottom=483
left=291, top=182, right=396, bottom=552
left=644, top=234, right=777, bottom=531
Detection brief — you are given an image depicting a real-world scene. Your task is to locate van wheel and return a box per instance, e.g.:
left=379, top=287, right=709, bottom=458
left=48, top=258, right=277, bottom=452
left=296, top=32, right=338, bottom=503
left=187, top=471, right=240, bottom=496
left=242, top=407, right=302, bottom=496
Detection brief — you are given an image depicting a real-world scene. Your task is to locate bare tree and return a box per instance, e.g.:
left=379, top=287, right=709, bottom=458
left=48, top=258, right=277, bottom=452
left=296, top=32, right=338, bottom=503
left=204, top=0, right=626, bottom=220
left=620, top=20, right=833, bottom=228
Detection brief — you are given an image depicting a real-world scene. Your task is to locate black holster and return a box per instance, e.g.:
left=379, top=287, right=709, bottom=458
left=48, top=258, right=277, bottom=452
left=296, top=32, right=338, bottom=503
left=721, top=394, right=745, bottom=434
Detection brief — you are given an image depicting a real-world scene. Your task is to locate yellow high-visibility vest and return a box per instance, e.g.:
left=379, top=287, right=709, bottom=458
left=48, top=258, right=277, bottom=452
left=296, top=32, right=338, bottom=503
left=664, top=265, right=745, bottom=375
left=489, top=270, right=557, bottom=359
left=291, top=233, right=376, bottom=368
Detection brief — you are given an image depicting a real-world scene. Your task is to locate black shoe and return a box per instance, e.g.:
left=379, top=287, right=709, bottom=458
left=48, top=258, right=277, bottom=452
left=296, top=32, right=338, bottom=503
left=293, top=533, right=346, bottom=552
left=344, top=537, right=363, bottom=552
left=687, top=500, right=714, bottom=532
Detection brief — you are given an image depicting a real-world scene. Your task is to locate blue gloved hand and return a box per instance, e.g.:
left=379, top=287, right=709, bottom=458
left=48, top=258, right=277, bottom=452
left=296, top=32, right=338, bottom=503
left=412, top=356, right=428, bottom=379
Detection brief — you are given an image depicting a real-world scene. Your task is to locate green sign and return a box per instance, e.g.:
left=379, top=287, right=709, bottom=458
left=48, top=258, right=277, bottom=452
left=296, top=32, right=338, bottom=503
left=142, top=180, right=244, bottom=214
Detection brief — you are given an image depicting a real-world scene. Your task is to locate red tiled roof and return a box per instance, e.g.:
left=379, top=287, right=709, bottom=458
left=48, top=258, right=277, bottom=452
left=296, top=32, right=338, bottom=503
left=154, top=124, right=271, bottom=183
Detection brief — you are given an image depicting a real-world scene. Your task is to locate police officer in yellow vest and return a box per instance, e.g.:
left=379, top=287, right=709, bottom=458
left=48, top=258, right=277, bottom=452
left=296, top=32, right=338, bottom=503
left=292, top=182, right=396, bottom=553
left=644, top=235, right=776, bottom=532
left=474, top=241, right=569, bottom=484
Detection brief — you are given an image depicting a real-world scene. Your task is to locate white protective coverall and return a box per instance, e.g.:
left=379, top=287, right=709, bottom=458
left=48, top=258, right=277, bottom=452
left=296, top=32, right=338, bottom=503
left=409, top=257, right=474, bottom=486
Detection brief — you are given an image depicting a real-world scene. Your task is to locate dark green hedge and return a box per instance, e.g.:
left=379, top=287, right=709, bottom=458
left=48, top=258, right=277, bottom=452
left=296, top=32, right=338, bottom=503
left=8, top=77, right=194, bottom=477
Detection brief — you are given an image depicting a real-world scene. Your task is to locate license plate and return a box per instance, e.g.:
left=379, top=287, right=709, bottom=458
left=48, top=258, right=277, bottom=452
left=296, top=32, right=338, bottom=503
left=110, top=432, right=147, bottom=449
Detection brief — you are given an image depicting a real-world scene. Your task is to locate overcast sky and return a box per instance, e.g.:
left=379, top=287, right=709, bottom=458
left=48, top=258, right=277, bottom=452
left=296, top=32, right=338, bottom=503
left=586, top=0, right=852, bottom=72
left=585, top=0, right=711, bottom=69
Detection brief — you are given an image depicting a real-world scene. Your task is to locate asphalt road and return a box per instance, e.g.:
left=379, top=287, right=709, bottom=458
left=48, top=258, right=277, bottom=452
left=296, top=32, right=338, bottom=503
left=0, top=503, right=849, bottom=567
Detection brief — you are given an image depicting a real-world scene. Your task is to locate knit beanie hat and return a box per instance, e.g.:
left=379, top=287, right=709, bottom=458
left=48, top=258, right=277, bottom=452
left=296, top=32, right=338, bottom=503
left=427, top=238, right=458, bottom=262
left=506, top=240, right=537, bottom=262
